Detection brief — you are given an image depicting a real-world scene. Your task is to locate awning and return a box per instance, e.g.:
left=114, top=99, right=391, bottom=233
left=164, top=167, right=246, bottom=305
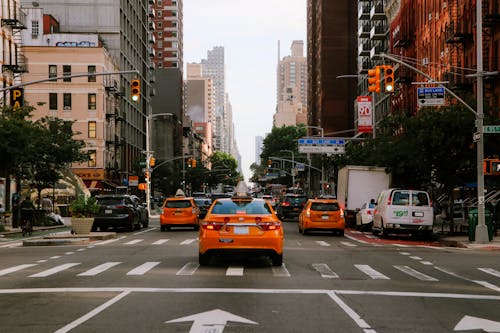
left=84, top=180, right=102, bottom=189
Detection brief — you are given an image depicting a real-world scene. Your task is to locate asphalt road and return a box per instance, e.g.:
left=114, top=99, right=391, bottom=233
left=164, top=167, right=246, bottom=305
left=0, top=218, right=499, bottom=333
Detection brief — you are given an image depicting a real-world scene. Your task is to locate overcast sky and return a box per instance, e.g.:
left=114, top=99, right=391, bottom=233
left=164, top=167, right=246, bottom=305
left=183, top=0, right=307, bottom=182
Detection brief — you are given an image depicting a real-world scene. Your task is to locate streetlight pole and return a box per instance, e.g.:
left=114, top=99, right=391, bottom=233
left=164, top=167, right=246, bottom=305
left=303, top=125, right=325, bottom=195
left=280, top=150, right=295, bottom=188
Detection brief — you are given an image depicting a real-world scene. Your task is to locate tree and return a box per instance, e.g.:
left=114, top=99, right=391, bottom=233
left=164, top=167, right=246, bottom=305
left=208, top=152, right=240, bottom=186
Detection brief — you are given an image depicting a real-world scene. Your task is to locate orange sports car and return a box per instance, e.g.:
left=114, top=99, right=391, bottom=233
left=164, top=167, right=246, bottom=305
left=160, top=192, right=200, bottom=231
left=298, top=198, right=345, bottom=236
left=198, top=182, right=284, bottom=266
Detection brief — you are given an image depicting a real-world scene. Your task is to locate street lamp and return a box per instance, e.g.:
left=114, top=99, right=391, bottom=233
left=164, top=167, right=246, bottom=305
left=280, top=150, right=295, bottom=188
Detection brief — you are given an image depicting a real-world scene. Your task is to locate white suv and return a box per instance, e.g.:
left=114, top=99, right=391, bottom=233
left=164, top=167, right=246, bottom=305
left=373, top=189, right=434, bottom=238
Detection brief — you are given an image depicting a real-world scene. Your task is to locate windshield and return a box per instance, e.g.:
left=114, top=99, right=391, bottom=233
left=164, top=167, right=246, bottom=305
left=211, top=199, right=272, bottom=215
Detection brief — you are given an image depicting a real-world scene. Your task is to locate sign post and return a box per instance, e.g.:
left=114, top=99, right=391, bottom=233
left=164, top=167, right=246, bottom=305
left=357, top=96, right=373, bottom=134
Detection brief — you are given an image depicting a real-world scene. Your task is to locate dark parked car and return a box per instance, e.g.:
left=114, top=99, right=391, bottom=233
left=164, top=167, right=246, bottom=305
left=93, top=194, right=142, bottom=231
left=130, top=195, right=149, bottom=228
left=194, top=198, right=212, bottom=219
left=276, top=193, right=308, bottom=220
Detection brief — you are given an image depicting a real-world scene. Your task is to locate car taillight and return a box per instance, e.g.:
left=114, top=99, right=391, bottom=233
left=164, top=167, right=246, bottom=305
left=115, top=205, right=125, bottom=209
left=305, top=209, right=311, bottom=218
left=257, top=221, right=281, bottom=231
left=202, top=222, right=224, bottom=230
left=340, top=208, right=344, bottom=218
left=367, top=210, right=372, bottom=215
left=282, top=202, right=290, bottom=207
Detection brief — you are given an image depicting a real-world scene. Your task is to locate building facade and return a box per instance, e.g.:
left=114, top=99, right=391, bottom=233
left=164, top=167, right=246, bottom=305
left=151, top=0, right=183, bottom=71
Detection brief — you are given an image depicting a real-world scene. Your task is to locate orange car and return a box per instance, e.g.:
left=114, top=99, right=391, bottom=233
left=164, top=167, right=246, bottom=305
left=298, top=198, right=345, bottom=236
left=198, top=183, right=284, bottom=266
left=160, top=193, right=200, bottom=231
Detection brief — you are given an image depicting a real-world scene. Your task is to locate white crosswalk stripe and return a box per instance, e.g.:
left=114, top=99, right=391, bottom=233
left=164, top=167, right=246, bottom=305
left=312, top=263, right=339, bottom=278
left=393, top=265, right=438, bottom=281
left=478, top=268, right=500, bottom=278
left=226, top=266, right=244, bottom=276
left=77, top=262, right=121, bottom=276
left=153, top=239, right=169, bottom=245
left=355, top=264, right=390, bottom=280
left=124, top=239, right=143, bottom=245
left=315, top=241, right=331, bottom=247
left=340, top=241, right=358, bottom=247
left=126, top=262, right=160, bottom=275
left=180, top=239, right=197, bottom=245
left=29, top=263, right=80, bottom=278
left=176, top=262, right=199, bottom=276
left=0, top=264, right=37, bottom=276
left=0, top=242, right=22, bottom=248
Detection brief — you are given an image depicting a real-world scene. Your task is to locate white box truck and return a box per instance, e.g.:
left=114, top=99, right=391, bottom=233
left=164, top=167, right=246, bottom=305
left=336, top=165, right=391, bottom=227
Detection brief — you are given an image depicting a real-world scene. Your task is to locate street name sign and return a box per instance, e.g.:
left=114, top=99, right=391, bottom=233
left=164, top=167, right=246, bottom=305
left=417, top=87, right=445, bottom=107
left=298, top=137, right=346, bottom=154
left=483, top=125, right=500, bottom=134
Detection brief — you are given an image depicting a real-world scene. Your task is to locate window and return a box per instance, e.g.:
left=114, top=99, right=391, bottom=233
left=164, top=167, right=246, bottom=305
left=88, top=150, right=96, bottom=167
left=158, top=31, right=163, bottom=38
left=88, top=121, right=97, bottom=138
left=63, top=93, right=72, bottom=110
left=157, top=22, right=162, bottom=28
left=157, top=10, right=162, bottom=17
left=88, top=65, right=96, bottom=82
left=172, top=22, right=177, bottom=27
left=49, top=65, right=57, bottom=81
left=158, top=41, right=163, bottom=48
left=31, top=20, right=39, bottom=38
left=49, top=93, right=57, bottom=110
left=63, top=65, right=71, bottom=82
left=88, top=93, right=97, bottom=110
left=172, top=11, right=177, bottom=17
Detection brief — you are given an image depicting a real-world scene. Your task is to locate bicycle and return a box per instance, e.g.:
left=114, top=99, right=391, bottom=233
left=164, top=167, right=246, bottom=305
left=20, top=217, right=33, bottom=237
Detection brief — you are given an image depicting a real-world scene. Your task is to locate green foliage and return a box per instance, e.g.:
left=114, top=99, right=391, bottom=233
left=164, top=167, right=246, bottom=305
left=70, top=196, right=100, bottom=218
left=208, top=152, right=240, bottom=186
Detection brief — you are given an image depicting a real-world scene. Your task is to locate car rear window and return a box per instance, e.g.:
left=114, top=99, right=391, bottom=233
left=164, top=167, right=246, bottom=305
left=96, top=197, right=126, bottom=205
left=310, top=202, right=340, bottom=211
left=166, top=200, right=192, bottom=208
left=195, top=199, right=212, bottom=206
left=391, top=191, right=410, bottom=206
left=211, top=200, right=272, bottom=215
left=284, top=196, right=307, bottom=204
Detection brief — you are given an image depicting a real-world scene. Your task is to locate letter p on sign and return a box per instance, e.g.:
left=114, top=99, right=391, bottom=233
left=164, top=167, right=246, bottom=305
left=10, top=88, right=24, bottom=108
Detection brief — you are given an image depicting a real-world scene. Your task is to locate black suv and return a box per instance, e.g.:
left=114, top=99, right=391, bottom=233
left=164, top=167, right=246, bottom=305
left=277, top=193, right=308, bottom=221
left=93, top=194, right=142, bottom=231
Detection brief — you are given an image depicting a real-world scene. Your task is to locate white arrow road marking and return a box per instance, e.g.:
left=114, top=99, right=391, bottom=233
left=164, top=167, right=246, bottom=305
left=355, top=264, right=390, bottom=280
left=126, top=262, right=160, bottom=275
left=312, top=263, right=339, bottom=278
left=454, top=315, right=500, bottom=332
left=478, top=268, right=500, bottom=278
left=393, top=265, right=438, bottom=281
left=77, top=262, right=121, bottom=276
left=165, top=309, right=258, bottom=333
left=29, top=263, right=80, bottom=278
left=0, top=264, right=37, bottom=276
left=124, top=239, right=143, bottom=245
left=153, top=239, right=169, bottom=245
left=181, top=239, right=197, bottom=245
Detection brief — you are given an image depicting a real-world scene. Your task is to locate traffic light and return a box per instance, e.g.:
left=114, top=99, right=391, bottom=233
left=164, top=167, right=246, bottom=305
left=144, top=170, right=150, bottom=180
left=149, top=157, right=155, bottom=167
left=383, top=65, right=395, bottom=93
left=187, top=158, right=192, bottom=168
left=131, top=79, right=140, bottom=102
left=367, top=67, right=381, bottom=93
left=191, top=159, right=197, bottom=168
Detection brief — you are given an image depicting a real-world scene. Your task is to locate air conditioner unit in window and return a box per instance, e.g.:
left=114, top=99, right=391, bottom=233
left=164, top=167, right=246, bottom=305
left=422, top=57, right=429, bottom=65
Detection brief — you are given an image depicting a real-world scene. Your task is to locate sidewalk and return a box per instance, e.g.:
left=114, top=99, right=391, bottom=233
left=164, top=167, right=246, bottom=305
left=438, top=234, right=500, bottom=250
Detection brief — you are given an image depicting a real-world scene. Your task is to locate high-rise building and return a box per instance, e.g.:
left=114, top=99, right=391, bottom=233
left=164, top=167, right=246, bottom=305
left=255, top=136, right=264, bottom=165
left=151, top=0, right=183, bottom=71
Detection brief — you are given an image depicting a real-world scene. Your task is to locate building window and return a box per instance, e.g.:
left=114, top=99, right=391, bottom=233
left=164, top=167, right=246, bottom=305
left=158, top=51, right=162, bottom=58
left=172, top=11, right=177, bottom=17
left=88, top=121, right=97, bottom=138
left=88, top=65, right=96, bottom=82
left=172, top=41, right=178, bottom=48
left=172, top=22, right=177, bottom=27
left=88, top=93, right=97, bottom=110
left=63, top=93, right=72, bottom=110
left=157, top=22, right=162, bottom=28
left=49, top=93, right=57, bottom=110
left=172, top=31, right=177, bottom=37
left=88, top=150, right=96, bottom=167
left=31, top=20, right=39, bottom=38
left=158, top=40, right=163, bottom=48
left=158, top=31, right=163, bottom=38
left=49, top=65, right=57, bottom=81
left=63, top=65, right=71, bottom=82
left=157, top=10, right=162, bottom=17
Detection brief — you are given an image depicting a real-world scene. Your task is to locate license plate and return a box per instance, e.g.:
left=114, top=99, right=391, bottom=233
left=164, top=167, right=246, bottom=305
left=105, top=209, right=112, bottom=214
left=413, top=212, right=424, bottom=217
left=321, top=215, right=329, bottom=220
left=234, top=226, right=249, bottom=235
left=293, top=208, right=299, bottom=211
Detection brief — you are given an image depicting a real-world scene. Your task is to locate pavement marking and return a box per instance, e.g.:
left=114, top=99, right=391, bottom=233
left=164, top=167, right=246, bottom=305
left=133, top=227, right=156, bottom=235
left=0, top=264, right=38, bottom=276
left=327, top=291, right=374, bottom=332
left=95, top=236, right=127, bottom=246
left=399, top=252, right=411, bottom=256
left=409, top=256, right=423, bottom=260
left=435, top=266, right=500, bottom=292
left=394, top=244, right=410, bottom=247
left=312, top=263, right=339, bottom=279
left=315, top=241, right=331, bottom=247
left=226, top=266, right=244, bottom=276
left=355, top=264, right=390, bottom=280
left=76, top=248, right=86, bottom=252
left=365, top=235, right=378, bottom=239
left=344, top=234, right=368, bottom=244
left=29, top=263, right=80, bottom=278
left=53, top=291, right=131, bottom=333
left=0, top=242, right=22, bottom=248
left=472, top=280, right=500, bottom=292
left=272, top=263, right=291, bottom=277
left=126, top=262, right=160, bottom=276
left=420, top=261, right=434, bottom=265
left=50, top=256, right=62, bottom=259
left=77, top=262, right=122, bottom=277
left=393, top=265, right=438, bottom=281
left=124, top=239, right=143, bottom=245
left=341, top=241, right=358, bottom=247
left=180, top=239, right=197, bottom=245
left=176, top=262, right=199, bottom=276
left=478, top=268, right=500, bottom=278
left=65, top=252, right=75, bottom=255
left=153, top=239, right=169, bottom=245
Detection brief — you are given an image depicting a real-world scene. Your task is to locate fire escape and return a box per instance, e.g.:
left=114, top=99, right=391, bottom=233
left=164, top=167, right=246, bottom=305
left=1, top=8, right=28, bottom=76
left=444, top=0, right=473, bottom=91
left=482, top=0, right=500, bottom=101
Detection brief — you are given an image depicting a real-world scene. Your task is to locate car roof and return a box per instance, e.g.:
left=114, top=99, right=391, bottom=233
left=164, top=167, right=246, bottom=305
left=166, top=197, right=194, bottom=201
left=308, top=198, right=338, bottom=203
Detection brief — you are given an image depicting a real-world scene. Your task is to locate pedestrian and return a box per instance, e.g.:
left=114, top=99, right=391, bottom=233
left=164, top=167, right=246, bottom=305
left=20, top=196, right=35, bottom=228
left=11, top=192, right=20, bottom=228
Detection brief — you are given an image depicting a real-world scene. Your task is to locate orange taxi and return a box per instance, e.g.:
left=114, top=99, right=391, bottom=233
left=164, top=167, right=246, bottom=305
left=160, top=190, right=200, bottom=231
left=198, top=182, right=284, bottom=266
left=298, top=198, right=345, bottom=236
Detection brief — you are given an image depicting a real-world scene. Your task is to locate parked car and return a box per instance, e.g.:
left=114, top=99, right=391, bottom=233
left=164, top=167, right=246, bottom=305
left=93, top=194, right=142, bottom=232
left=194, top=197, right=212, bottom=219
left=276, top=193, right=308, bottom=220
left=373, top=189, right=434, bottom=238
left=355, top=199, right=377, bottom=231
left=298, top=198, right=345, bottom=236
left=130, top=195, right=149, bottom=228
left=199, top=182, right=284, bottom=266
left=160, top=192, right=200, bottom=231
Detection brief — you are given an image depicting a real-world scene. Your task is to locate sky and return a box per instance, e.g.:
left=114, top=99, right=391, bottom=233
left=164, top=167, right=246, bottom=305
left=183, top=0, right=307, bottom=182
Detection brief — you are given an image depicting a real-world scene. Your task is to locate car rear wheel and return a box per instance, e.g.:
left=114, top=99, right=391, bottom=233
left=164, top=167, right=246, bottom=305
left=160, top=225, right=166, bottom=232
left=199, top=252, right=210, bottom=266
left=271, top=253, right=283, bottom=266
left=337, top=229, right=344, bottom=236
left=381, top=221, right=389, bottom=238
left=142, top=218, right=149, bottom=228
